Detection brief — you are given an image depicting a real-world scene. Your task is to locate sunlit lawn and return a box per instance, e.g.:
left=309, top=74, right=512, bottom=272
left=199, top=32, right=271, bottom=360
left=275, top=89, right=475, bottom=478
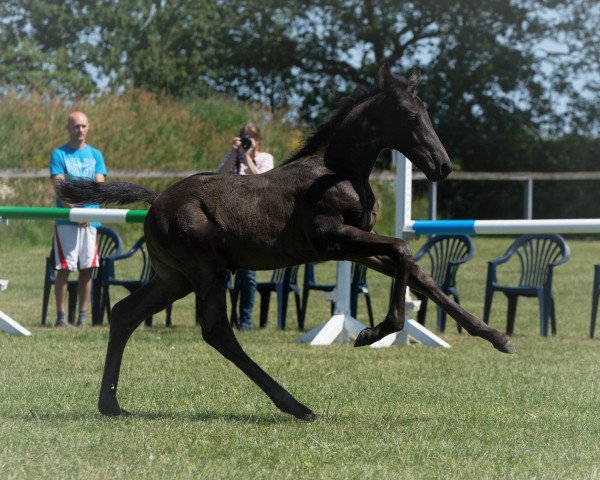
left=1, top=235, right=600, bottom=479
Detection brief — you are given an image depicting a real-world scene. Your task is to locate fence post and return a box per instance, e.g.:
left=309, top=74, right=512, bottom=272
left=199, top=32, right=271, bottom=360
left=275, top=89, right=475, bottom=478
left=523, top=178, right=533, bottom=219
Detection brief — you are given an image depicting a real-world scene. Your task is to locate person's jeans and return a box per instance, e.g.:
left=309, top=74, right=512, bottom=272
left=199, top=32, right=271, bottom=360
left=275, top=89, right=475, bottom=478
left=235, top=269, right=256, bottom=327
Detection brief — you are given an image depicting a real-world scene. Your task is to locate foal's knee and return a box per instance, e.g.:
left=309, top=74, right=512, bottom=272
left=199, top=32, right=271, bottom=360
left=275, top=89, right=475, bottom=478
left=391, top=239, right=414, bottom=268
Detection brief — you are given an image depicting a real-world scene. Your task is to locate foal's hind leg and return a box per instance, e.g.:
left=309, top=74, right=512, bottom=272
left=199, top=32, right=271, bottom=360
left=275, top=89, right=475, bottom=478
left=407, top=262, right=514, bottom=353
left=191, top=261, right=316, bottom=421
left=98, top=274, right=192, bottom=416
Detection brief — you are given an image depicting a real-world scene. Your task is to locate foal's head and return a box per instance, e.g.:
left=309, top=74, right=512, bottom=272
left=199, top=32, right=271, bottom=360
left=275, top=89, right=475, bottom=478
left=379, top=64, right=451, bottom=182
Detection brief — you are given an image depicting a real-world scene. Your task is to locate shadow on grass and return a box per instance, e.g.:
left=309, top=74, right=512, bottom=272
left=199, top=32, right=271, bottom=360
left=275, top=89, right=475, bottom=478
left=14, top=409, right=311, bottom=425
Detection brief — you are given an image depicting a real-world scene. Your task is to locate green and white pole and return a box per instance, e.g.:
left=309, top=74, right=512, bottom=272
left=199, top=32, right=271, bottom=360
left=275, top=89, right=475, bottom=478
left=0, top=206, right=148, bottom=224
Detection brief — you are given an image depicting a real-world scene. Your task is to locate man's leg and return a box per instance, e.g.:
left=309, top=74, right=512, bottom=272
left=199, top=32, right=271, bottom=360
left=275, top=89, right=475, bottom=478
left=77, top=268, right=93, bottom=326
left=53, top=225, right=79, bottom=327
left=54, top=269, right=70, bottom=326
left=77, top=225, right=99, bottom=326
left=235, top=269, right=256, bottom=330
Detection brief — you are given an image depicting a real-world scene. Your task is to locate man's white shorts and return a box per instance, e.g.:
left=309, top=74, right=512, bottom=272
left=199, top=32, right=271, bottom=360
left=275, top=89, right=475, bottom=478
left=53, top=224, right=99, bottom=271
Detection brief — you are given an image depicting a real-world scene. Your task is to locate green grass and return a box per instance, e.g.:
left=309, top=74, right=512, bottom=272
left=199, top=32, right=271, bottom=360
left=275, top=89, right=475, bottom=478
left=1, top=235, right=600, bottom=479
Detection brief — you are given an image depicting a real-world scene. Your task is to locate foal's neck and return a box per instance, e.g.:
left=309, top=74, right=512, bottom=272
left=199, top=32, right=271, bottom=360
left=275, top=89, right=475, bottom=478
left=324, top=94, right=385, bottom=179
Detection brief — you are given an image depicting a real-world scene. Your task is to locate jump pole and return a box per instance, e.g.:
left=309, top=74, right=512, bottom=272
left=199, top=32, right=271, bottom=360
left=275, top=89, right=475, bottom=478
left=0, top=206, right=147, bottom=224
left=406, top=218, right=600, bottom=236
left=0, top=207, right=147, bottom=336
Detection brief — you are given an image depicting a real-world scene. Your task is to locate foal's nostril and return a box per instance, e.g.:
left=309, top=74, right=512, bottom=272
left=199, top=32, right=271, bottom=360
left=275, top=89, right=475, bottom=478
left=440, top=162, right=452, bottom=178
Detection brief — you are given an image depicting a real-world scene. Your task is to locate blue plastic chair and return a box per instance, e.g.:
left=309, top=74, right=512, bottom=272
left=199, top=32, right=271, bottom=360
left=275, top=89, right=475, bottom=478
left=41, top=226, right=123, bottom=325
left=483, top=234, right=570, bottom=337
left=299, top=263, right=335, bottom=329
left=590, top=264, right=600, bottom=338
left=410, top=235, right=474, bottom=333
left=99, top=236, right=172, bottom=326
left=256, top=266, right=301, bottom=330
left=300, top=262, right=374, bottom=328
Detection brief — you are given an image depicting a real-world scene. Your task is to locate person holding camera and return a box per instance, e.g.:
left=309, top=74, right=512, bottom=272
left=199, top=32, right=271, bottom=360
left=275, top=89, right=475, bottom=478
left=217, top=123, right=274, bottom=331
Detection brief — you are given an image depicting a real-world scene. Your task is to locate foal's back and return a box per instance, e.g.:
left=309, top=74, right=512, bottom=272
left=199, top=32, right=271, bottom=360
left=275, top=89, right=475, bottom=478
left=146, top=161, right=335, bottom=270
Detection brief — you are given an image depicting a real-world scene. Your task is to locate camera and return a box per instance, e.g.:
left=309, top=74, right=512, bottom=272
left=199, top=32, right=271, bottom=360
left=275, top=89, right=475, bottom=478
left=240, top=135, right=253, bottom=150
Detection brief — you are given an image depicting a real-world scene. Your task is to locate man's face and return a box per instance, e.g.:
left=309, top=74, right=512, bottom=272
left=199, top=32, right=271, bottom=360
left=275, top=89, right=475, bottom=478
left=67, top=114, right=89, bottom=144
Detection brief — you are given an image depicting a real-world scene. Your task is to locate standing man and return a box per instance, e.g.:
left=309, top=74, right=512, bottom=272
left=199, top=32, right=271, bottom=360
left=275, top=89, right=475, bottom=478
left=50, top=112, right=107, bottom=327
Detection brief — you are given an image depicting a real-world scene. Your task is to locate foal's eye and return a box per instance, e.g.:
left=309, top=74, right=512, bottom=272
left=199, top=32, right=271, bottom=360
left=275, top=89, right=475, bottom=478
left=406, top=115, right=420, bottom=127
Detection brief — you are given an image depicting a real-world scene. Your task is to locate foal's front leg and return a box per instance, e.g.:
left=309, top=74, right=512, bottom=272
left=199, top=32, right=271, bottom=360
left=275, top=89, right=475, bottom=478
left=325, top=227, right=415, bottom=346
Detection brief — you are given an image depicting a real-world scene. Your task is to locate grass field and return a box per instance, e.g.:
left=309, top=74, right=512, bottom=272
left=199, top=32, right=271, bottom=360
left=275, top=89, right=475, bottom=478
left=1, top=234, right=600, bottom=479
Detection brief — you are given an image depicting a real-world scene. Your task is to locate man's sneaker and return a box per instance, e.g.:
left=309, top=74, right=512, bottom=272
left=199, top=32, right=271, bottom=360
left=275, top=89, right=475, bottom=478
left=76, top=318, right=87, bottom=327
left=55, top=318, right=70, bottom=327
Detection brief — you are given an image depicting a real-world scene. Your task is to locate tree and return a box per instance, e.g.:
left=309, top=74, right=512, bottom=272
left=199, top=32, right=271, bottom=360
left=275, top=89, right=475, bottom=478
left=88, top=0, right=222, bottom=97
left=0, top=0, right=97, bottom=95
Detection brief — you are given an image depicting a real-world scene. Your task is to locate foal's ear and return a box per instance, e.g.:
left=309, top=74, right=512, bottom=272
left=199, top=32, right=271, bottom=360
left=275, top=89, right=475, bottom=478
left=407, top=67, right=421, bottom=94
left=378, top=62, right=392, bottom=90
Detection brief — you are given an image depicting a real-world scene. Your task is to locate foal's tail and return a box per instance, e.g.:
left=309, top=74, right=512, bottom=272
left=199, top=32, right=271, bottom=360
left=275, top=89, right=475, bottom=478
left=56, top=178, right=158, bottom=207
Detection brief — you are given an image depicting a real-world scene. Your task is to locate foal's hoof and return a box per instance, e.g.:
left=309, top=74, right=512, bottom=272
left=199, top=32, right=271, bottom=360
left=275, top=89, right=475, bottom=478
left=98, top=399, right=129, bottom=417
left=354, top=326, right=387, bottom=347
left=354, top=328, right=376, bottom=347
left=495, top=339, right=516, bottom=354
left=301, top=411, right=318, bottom=422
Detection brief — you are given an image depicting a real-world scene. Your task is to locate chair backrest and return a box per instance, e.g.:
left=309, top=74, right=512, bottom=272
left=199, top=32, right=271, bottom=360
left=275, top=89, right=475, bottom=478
left=415, top=235, right=474, bottom=287
left=132, top=237, right=153, bottom=282
left=96, top=226, right=123, bottom=259
left=271, top=265, right=300, bottom=285
left=508, top=234, right=570, bottom=287
left=105, top=236, right=153, bottom=282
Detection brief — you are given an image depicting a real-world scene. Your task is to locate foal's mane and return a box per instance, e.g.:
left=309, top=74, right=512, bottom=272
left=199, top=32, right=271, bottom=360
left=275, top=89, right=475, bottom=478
left=285, top=83, right=382, bottom=163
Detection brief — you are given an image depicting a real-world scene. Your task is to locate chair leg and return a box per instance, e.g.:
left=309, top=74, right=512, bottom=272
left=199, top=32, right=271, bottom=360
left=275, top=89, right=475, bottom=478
left=300, top=289, right=310, bottom=329
left=276, top=286, right=288, bottom=330
left=41, top=277, right=51, bottom=326
left=259, top=290, right=271, bottom=328
left=67, top=284, right=78, bottom=325
left=538, top=290, right=548, bottom=337
left=506, top=294, right=518, bottom=335
left=483, top=285, right=494, bottom=325
left=91, top=278, right=103, bottom=325
left=350, top=288, right=358, bottom=319
left=364, top=293, right=374, bottom=328
left=293, top=291, right=303, bottom=330
left=436, top=305, right=446, bottom=333
left=591, top=269, right=600, bottom=338
left=550, top=295, right=556, bottom=336
left=101, top=287, right=111, bottom=324
left=452, top=292, right=462, bottom=334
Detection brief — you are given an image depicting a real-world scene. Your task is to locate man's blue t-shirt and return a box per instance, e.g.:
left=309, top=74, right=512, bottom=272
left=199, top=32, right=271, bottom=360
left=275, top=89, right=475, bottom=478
left=50, top=144, right=108, bottom=226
